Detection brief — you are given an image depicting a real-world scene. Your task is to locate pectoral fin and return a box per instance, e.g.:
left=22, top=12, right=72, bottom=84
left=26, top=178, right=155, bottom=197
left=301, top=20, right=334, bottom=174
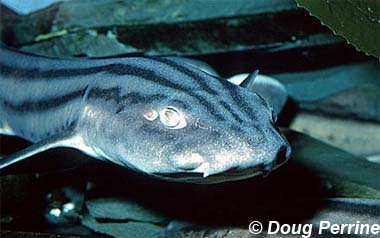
left=0, top=131, right=77, bottom=169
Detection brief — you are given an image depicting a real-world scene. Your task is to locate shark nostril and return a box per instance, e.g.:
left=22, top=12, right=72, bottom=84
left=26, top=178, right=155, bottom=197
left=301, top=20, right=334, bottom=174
left=275, top=146, right=289, bottom=167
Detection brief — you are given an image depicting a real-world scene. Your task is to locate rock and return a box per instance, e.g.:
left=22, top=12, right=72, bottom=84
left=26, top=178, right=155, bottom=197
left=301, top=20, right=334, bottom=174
left=85, top=197, right=168, bottom=224
left=81, top=216, right=165, bottom=238
left=1, top=0, right=342, bottom=56
left=289, top=112, right=380, bottom=157
left=272, top=61, right=380, bottom=121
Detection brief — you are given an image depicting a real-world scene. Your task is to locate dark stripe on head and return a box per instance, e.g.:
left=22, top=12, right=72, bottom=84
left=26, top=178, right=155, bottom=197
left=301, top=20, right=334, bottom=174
left=0, top=63, right=112, bottom=78
left=87, top=87, right=167, bottom=113
left=187, top=91, right=225, bottom=121
left=1, top=85, right=169, bottom=113
left=148, top=57, right=219, bottom=96
left=218, top=79, right=258, bottom=121
left=168, top=99, right=190, bottom=110
left=1, top=60, right=232, bottom=123
left=219, top=100, right=244, bottom=123
left=0, top=62, right=191, bottom=95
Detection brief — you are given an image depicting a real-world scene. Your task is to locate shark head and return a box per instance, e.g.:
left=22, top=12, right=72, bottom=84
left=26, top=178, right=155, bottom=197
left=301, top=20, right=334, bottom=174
left=85, top=58, right=291, bottom=184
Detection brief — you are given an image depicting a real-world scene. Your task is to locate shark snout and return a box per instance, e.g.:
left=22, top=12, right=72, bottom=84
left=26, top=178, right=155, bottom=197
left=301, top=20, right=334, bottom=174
left=275, top=144, right=291, bottom=168
left=169, top=132, right=291, bottom=179
left=260, top=144, right=291, bottom=177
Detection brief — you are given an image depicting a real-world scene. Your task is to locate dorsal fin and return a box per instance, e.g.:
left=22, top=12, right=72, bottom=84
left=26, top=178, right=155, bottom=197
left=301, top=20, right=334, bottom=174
left=228, top=72, right=288, bottom=118
left=250, top=75, right=288, bottom=118
left=239, top=70, right=259, bottom=88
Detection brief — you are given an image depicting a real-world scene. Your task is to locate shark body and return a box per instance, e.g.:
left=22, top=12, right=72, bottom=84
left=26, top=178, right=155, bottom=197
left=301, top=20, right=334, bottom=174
left=0, top=47, right=291, bottom=183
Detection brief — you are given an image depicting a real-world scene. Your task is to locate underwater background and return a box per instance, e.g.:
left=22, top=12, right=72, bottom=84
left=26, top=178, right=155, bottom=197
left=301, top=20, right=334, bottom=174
left=0, top=0, right=379, bottom=237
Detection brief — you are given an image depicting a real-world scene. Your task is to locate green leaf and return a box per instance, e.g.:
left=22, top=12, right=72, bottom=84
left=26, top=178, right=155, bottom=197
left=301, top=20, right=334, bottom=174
left=296, top=0, right=380, bottom=57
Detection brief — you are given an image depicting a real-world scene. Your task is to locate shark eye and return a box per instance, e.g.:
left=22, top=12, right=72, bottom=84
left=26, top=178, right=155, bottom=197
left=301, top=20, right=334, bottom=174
left=159, top=106, right=187, bottom=129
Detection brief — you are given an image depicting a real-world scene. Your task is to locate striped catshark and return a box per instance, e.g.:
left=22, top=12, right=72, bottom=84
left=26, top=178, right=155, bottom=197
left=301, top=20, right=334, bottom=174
left=0, top=46, right=291, bottom=183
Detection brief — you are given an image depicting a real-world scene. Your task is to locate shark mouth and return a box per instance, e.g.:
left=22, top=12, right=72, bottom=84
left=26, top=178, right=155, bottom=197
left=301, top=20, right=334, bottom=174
left=155, top=145, right=290, bottom=184
left=153, top=160, right=284, bottom=184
